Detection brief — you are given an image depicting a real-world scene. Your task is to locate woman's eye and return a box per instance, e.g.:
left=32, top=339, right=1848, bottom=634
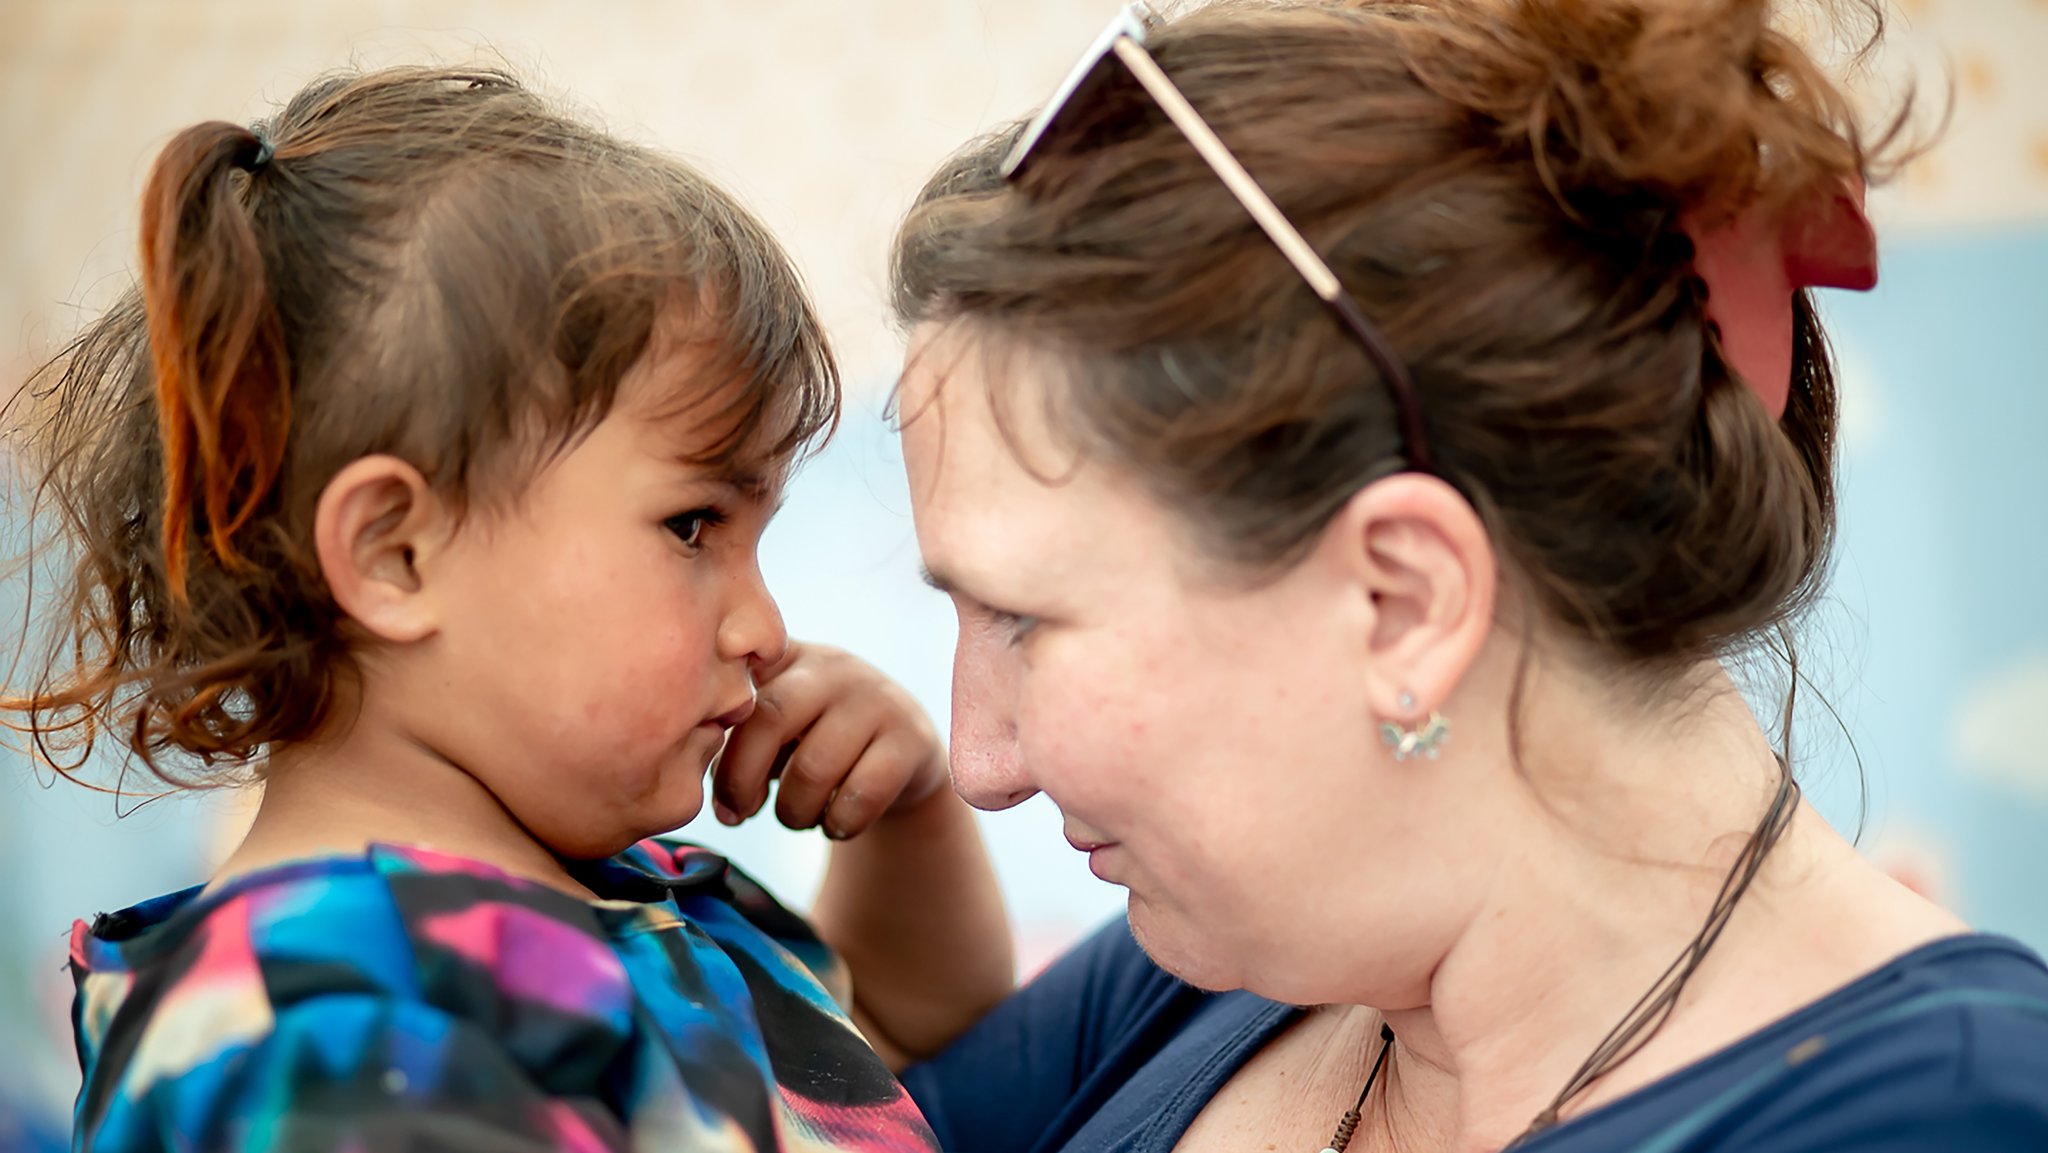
left=990, top=609, right=1041, bottom=647
left=664, top=508, right=725, bottom=550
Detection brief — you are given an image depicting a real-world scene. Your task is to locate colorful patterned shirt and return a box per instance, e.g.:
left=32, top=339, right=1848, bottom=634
left=68, top=840, right=940, bottom=1152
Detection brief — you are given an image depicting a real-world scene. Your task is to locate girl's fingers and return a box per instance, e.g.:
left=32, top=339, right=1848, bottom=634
left=820, top=728, right=933, bottom=840
left=772, top=705, right=882, bottom=832
left=710, top=641, right=945, bottom=835
left=714, top=672, right=827, bottom=823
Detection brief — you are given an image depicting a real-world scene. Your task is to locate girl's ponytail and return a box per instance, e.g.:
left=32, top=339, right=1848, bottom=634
left=137, top=122, right=290, bottom=600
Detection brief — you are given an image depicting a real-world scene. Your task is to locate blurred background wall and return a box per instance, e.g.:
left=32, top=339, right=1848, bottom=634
left=2, top=0, right=2044, bottom=1146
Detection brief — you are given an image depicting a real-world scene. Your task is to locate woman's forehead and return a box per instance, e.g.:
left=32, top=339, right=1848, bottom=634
left=900, top=343, right=1059, bottom=527
left=898, top=324, right=1085, bottom=482
left=902, top=361, right=1188, bottom=607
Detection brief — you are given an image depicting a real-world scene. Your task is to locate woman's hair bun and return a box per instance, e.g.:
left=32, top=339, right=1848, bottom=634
left=1412, top=0, right=1886, bottom=225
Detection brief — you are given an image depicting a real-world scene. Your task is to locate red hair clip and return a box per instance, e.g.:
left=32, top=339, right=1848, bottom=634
left=1682, top=176, right=1878, bottom=418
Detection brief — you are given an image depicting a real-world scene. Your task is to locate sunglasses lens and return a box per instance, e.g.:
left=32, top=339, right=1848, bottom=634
left=1004, top=6, right=1155, bottom=181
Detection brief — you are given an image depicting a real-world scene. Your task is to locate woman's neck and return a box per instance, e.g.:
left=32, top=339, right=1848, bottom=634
left=215, top=698, right=595, bottom=900
left=1368, top=662, right=1964, bottom=1153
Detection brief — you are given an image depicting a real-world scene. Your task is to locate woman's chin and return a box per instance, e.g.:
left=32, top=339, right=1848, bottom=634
left=1127, top=897, right=1245, bottom=994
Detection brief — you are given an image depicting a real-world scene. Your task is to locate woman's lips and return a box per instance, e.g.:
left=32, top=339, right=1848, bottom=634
left=1083, top=843, right=1120, bottom=882
left=1064, top=825, right=1122, bottom=881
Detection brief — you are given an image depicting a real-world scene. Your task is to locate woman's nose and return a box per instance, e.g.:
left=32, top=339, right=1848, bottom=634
left=949, top=620, right=1037, bottom=810
left=949, top=718, right=1037, bottom=810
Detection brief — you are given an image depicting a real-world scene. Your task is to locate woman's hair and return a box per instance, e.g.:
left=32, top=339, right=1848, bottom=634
left=4, top=66, right=836, bottom=784
left=892, top=0, right=1909, bottom=680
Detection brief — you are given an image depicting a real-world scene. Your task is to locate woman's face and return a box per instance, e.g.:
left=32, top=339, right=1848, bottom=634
left=899, top=329, right=1496, bottom=1004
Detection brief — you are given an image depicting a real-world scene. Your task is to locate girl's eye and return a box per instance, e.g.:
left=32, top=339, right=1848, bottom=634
left=664, top=507, right=726, bottom=550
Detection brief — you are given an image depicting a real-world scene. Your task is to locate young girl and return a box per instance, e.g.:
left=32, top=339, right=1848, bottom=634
left=4, top=67, right=1010, bottom=1152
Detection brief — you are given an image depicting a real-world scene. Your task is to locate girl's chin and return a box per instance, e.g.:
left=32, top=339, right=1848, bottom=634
left=607, top=776, right=712, bottom=850
left=643, top=784, right=710, bottom=840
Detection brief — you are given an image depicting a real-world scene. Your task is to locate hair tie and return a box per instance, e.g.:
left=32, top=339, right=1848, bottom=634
left=240, top=132, right=275, bottom=174
left=1680, top=176, right=1877, bottom=418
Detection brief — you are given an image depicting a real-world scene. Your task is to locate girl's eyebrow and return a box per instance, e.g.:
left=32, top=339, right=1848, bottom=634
left=673, top=459, right=780, bottom=504
left=709, top=467, right=788, bottom=517
left=719, top=468, right=772, bottom=499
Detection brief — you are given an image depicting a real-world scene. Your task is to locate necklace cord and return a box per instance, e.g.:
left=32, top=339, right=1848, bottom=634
left=1324, top=1022, right=1397, bottom=1153
left=1512, top=763, right=1802, bottom=1145
left=1313, top=764, right=1801, bottom=1153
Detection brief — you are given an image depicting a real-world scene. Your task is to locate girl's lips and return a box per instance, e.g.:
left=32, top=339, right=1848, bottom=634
left=706, top=696, right=756, bottom=731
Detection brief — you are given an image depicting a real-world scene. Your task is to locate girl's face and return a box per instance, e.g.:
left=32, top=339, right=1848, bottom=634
left=397, top=335, right=789, bottom=860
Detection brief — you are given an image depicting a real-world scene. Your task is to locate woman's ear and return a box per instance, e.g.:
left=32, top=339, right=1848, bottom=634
left=1321, top=473, right=1497, bottom=723
left=313, top=455, right=450, bottom=644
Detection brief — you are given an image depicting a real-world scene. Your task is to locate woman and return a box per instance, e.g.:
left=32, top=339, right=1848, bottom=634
left=887, top=2, right=2048, bottom=1152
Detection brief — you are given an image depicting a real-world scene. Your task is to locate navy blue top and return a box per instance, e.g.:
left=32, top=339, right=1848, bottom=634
left=903, top=920, right=2048, bottom=1153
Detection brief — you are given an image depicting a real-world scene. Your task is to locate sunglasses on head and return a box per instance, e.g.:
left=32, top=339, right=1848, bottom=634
left=1004, top=2, right=1433, bottom=474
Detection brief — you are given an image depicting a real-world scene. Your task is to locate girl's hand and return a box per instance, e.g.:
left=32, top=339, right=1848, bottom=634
left=710, top=642, right=947, bottom=839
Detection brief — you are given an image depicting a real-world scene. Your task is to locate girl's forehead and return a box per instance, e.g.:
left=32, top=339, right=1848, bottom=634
left=616, top=356, right=810, bottom=478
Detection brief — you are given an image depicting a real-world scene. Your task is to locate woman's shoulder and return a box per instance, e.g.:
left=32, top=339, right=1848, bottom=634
left=1556, top=933, right=2048, bottom=1153
left=1775, top=932, right=2048, bottom=1083
left=1743, top=933, right=2048, bottom=1142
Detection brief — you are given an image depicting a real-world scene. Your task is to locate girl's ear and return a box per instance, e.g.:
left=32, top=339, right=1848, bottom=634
left=313, top=455, right=453, bottom=644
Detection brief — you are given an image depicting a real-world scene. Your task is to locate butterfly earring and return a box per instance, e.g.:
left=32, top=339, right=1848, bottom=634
left=1380, top=691, right=1450, bottom=762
